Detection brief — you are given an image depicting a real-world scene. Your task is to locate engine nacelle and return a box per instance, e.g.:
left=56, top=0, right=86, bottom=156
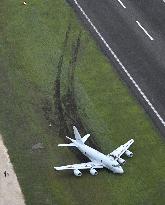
left=90, top=168, right=98, bottom=176
left=117, top=158, right=126, bottom=165
left=125, top=150, right=133, bottom=157
left=73, top=169, right=82, bottom=176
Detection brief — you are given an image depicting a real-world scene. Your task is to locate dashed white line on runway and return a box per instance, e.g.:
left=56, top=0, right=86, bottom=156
left=73, top=0, right=165, bottom=127
left=136, top=20, right=154, bottom=41
left=117, top=0, right=126, bottom=8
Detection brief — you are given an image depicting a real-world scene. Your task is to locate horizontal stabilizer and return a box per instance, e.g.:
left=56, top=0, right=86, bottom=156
left=58, top=136, right=76, bottom=147
left=82, top=134, right=90, bottom=143
left=58, top=143, right=75, bottom=147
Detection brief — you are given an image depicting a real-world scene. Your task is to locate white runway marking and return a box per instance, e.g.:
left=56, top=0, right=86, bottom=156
left=73, top=0, right=165, bottom=127
left=117, top=0, right=126, bottom=8
left=136, top=21, right=154, bottom=41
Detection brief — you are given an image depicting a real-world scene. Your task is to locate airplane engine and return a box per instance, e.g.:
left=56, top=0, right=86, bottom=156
left=125, top=150, right=133, bottom=157
left=117, top=158, right=126, bottom=165
left=73, top=169, right=82, bottom=176
left=90, top=168, right=98, bottom=176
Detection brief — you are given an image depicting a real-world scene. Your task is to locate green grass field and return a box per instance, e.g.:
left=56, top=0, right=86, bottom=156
left=0, top=0, right=165, bottom=205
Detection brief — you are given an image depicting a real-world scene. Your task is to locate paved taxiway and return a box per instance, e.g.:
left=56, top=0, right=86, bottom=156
left=68, top=0, right=165, bottom=136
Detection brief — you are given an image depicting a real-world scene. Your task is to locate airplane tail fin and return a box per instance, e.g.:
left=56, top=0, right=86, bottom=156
left=58, top=126, right=90, bottom=147
left=73, top=126, right=83, bottom=143
left=73, top=126, right=90, bottom=144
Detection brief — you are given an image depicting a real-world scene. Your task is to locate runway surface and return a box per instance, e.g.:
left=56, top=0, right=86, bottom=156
left=68, top=0, right=165, bottom=136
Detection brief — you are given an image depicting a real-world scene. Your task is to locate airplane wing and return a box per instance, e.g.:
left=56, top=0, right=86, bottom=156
left=108, top=139, right=134, bottom=159
left=54, top=161, right=103, bottom=170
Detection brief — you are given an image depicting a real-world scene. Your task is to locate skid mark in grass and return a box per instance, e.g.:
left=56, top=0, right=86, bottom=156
left=42, top=24, right=101, bottom=162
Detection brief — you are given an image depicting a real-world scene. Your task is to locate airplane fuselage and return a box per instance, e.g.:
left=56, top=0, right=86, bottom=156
left=55, top=126, right=134, bottom=176
left=76, top=142, right=124, bottom=174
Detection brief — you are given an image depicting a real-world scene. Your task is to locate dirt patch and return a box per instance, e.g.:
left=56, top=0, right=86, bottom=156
left=0, top=135, right=26, bottom=205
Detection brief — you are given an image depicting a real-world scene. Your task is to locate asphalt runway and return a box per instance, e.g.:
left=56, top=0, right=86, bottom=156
left=68, top=0, right=165, bottom=136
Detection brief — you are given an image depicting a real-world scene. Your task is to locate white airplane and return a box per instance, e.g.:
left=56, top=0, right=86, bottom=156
left=54, top=126, right=134, bottom=176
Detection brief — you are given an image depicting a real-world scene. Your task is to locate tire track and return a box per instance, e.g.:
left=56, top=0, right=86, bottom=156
left=42, top=24, right=101, bottom=162
left=63, top=31, right=101, bottom=151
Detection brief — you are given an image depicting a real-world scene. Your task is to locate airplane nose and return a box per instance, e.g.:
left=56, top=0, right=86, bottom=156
left=119, top=168, right=124, bottom=174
